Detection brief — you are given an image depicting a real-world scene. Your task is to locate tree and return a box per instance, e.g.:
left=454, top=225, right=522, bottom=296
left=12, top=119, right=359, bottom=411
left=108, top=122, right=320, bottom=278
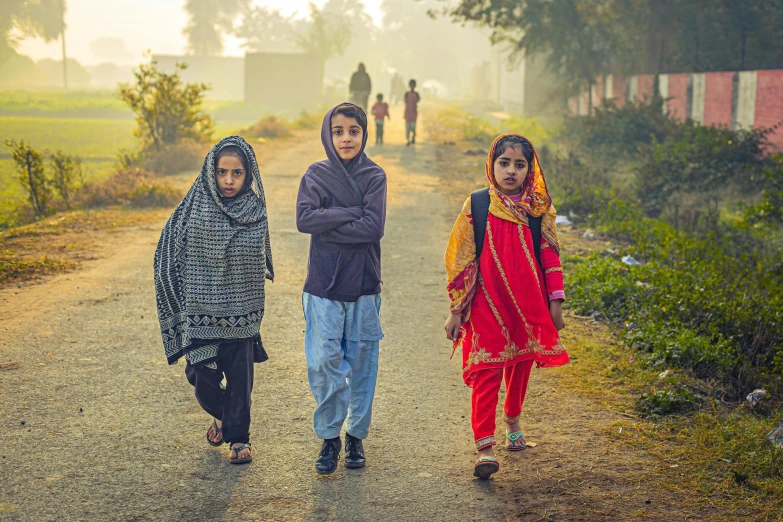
left=118, top=59, right=214, bottom=154
left=235, top=5, right=295, bottom=53
left=1, top=1, right=67, bottom=86
left=183, top=0, right=247, bottom=56
left=5, top=140, right=49, bottom=217
left=444, top=0, right=618, bottom=102
left=292, top=3, right=352, bottom=62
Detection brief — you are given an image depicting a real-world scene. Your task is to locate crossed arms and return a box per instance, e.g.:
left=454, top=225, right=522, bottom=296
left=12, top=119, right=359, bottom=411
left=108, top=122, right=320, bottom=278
left=296, top=174, right=387, bottom=244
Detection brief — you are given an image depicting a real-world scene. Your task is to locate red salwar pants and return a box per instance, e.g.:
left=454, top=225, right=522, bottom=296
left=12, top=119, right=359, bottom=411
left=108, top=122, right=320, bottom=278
left=471, top=359, right=534, bottom=449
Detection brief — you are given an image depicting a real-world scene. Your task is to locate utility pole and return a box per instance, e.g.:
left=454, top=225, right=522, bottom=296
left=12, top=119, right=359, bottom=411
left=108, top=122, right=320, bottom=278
left=60, top=0, right=67, bottom=89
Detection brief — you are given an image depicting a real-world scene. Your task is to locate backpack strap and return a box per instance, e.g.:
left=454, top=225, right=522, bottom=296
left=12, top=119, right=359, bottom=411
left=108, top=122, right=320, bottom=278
left=471, top=187, right=545, bottom=280
left=470, top=188, right=491, bottom=258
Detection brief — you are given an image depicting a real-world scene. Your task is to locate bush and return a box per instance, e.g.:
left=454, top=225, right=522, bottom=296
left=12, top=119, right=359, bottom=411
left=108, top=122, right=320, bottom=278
left=49, top=150, right=82, bottom=209
left=144, top=139, right=206, bottom=175
left=635, top=123, right=775, bottom=228
left=5, top=139, right=49, bottom=218
left=293, top=110, right=322, bottom=130
left=567, top=199, right=783, bottom=399
left=118, top=60, right=213, bottom=154
left=75, top=167, right=181, bottom=208
left=241, top=115, right=293, bottom=139
left=561, top=99, right=676, bottom=162
left=635, top=387, right=699, bottom=418
left=539, top=147, right=614, bottom=220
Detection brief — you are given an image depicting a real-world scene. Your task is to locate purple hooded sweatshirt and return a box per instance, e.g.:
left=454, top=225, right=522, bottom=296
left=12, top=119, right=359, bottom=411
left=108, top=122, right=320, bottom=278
left=296, top=103, right=387, bottom=302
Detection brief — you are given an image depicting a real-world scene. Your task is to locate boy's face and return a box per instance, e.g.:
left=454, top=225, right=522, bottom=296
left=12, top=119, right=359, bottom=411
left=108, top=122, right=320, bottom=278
left=493, top=146, right=528, bottom=196
left=331, top=113, right=363, bottom=164
left=215, top=154, right=246, bottom=197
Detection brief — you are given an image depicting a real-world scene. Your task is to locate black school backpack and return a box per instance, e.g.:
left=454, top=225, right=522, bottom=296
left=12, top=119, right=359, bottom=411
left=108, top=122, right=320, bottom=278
left=470, top=188, right=544, bottom=271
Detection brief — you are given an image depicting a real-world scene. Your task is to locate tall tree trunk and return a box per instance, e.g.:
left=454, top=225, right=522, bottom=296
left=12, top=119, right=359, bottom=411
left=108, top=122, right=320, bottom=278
left=644, top=0, right=673, bottom=74
left=740, top=26, right=746, bottom=70
left=60, top=0, right=67, bottom=89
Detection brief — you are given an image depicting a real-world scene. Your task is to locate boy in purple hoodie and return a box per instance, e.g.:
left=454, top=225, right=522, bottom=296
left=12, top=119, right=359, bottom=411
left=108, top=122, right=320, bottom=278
left=296, top=103, right=387, bottom=474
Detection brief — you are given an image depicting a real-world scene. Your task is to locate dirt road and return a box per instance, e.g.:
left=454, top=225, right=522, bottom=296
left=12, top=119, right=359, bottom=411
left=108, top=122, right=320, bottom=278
left=0, top=112, right=704, bottom=521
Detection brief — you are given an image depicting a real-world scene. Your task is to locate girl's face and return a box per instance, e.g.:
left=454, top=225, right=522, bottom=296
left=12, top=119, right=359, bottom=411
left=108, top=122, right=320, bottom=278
left=493, top=146, right=529, bottom=196
left=331, top=113, right=363, bottom=164
left=215, top=154, right=246, bottom=197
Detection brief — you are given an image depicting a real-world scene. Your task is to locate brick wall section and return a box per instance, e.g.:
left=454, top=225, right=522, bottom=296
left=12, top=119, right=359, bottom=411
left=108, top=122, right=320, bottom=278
left=755, top=70, right=783, bottom=151
left=666, top=73, right=689, bottom=121
left=637, top=74, right=655, bottom=101
left=612, top=75, right=626, bottom=105
left=703, top=72, right=734, bottom=127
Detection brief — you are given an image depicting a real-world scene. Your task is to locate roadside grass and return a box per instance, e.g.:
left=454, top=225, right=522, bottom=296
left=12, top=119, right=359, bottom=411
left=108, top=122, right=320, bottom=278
left=0, top=206, right=171, bottom=288
left=0, top=117, right=134, bottom=225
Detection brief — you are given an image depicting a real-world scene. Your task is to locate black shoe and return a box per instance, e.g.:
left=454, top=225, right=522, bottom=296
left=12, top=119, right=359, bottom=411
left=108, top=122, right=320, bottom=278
left=344, top=433, right=366, bottom=469
left=315, top=438, right=342, bottom=475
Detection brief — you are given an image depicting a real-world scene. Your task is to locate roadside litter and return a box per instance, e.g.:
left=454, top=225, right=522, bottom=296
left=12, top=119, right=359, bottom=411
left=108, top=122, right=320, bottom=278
left=622, top=255, right=641, bottom=266
left=746, top=388, right=767, bottom=406
left=766, top=421, right=783, bottom=449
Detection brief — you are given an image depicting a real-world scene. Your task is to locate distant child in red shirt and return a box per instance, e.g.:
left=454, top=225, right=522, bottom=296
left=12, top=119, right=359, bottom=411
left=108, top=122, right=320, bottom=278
left=404, top=79, right=421, bottom=146
left=371, top=94, right=390, bottom=145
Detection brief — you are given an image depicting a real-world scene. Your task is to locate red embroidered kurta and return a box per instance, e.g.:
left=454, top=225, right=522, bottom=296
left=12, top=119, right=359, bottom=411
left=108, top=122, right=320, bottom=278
left=445, top=134, right=569, bottom=387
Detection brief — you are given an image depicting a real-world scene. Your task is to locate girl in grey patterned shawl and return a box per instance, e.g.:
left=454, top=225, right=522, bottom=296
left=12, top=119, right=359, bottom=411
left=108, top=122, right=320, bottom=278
left=154, top=135, right=273, bottom=464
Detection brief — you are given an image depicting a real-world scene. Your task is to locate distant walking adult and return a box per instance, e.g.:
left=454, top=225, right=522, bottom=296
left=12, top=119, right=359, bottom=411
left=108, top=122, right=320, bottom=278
left=350, top=63, right=372, bottom=111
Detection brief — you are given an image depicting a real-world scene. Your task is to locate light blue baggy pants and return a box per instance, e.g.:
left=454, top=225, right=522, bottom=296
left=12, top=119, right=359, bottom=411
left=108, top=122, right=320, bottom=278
left=303, top=292, right=383, bottom=440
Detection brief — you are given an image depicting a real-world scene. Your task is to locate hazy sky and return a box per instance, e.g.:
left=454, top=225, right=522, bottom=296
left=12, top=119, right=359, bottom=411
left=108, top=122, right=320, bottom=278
left=17, top=0, right=385, bottom=66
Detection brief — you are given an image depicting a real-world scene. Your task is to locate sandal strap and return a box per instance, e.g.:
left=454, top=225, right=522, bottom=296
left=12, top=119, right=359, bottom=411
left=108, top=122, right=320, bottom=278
left=477, top=456, right=497, bottom=463
left=231, top=443, right=251, bottom=453
left=211, top=420, right=222, bottom=434
left=506, top=430, right=525, bottom=442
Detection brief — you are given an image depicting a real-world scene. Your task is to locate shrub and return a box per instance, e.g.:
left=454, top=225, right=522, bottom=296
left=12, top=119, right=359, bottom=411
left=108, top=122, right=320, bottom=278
left=49, top=150, right=82, bottom=209
left=241, top=115, right=293, bottom=139
left=560, top=98, right=676, bottom=161
left=118, top=59, right=213, bottom=154
left=293, top=110, right=322, bottom=130
left=635, top=123, right=775, bottom=228
left=539, top=147, right=614, bottom=220
left=5, top=139, right=49, bottom=218
left=567, top=199, right=783, bottom=399
left=75, top=167, right=181, bottom=208
left=144, top=139, right=206, bottom=175
left=635, top=387, right=699, bottom=418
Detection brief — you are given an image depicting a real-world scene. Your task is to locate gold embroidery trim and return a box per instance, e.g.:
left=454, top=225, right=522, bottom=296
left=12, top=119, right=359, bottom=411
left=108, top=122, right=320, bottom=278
left=545, top=266, right=563, bottom=274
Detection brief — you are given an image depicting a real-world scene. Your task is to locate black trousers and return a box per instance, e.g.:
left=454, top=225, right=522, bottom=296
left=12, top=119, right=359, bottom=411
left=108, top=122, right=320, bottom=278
left=375, top=122, right=384, bottom=144
left=185, top=339, right=254, bottom=444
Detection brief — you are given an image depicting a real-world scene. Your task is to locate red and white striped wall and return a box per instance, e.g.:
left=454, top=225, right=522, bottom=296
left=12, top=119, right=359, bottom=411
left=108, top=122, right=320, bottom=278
left=571, top=70, right=783, bottom=150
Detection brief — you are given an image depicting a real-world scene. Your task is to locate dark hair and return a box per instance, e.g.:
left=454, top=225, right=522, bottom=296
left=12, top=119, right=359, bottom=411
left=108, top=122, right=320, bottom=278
left=492, top=136, right=534, bottom=166
left=216, top=145, right=248, bottom=171
left=333, top=103, right=368, bottom=134
left=409, top=79, right=416, bottom=87
left=376, top=93, right=383, bottom=101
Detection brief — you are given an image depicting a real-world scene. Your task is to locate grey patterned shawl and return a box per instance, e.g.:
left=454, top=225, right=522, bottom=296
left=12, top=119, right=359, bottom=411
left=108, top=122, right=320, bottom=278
left=154, top=136, right=273, bottom=368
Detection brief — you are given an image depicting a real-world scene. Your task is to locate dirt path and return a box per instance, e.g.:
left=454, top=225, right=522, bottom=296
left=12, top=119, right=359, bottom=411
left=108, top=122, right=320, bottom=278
left=0, top=112, right=703, bottom=521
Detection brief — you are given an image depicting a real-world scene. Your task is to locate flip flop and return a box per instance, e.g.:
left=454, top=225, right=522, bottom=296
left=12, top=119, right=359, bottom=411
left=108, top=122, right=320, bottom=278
left=206, top=419, right=224, bottom=447
left=505, top=430, right=527, bottom=451
left=473, top=456, right=499, bottom=479
left=229, top=443, right=252, bottom=465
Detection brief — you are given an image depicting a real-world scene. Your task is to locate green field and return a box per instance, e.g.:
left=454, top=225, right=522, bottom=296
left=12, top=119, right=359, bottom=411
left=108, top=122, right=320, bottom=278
left=0, top=116, right=136, bottom=225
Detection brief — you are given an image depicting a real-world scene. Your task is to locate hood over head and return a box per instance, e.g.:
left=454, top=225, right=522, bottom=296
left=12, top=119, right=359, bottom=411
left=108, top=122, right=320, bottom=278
left=321, top=102, right=369, bottom=176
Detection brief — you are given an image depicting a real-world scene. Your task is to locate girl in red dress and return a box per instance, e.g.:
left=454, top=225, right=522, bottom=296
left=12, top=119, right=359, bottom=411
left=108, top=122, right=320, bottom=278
left=444, top=134, right=569, bottom=479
